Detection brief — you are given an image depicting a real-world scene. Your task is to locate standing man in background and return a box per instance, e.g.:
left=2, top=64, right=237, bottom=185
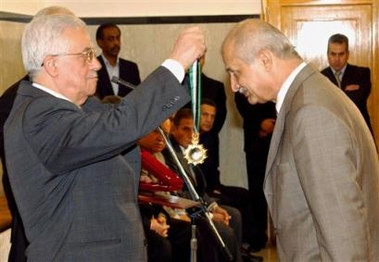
left=198, top=56, right=227, bottom=137
left=234, top=93, right=276, bottom=252
left=95, top=23, right=141, bottom=99
left=321, top=33, right=374, bottom=135
left=222, top=19, right=378, bottom=261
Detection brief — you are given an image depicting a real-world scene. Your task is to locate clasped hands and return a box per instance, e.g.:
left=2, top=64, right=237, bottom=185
left=150, top=214, right=170, bottom=237
left=211, top=206, right=232, bottom=226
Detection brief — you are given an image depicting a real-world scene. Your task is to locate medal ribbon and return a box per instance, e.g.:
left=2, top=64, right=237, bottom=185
left=189, top=60, right=201, bottom=133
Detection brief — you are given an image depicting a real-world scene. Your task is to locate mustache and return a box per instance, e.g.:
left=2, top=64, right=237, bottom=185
left=238, top=87, right=248, bottom=95
left=111, top=46, right=120, bottom=52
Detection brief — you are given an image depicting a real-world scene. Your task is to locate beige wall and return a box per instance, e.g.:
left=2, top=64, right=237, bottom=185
left=0, top=21, right=25, bottom=90
left=1, top=0, right=261, bottom=17
left=0, top=20, right=249, bottom=196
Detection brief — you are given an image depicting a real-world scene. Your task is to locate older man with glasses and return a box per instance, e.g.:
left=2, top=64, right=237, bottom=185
left=4, top=9, right=205, bottom=261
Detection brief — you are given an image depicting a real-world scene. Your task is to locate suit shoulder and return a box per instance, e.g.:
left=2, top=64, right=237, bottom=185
left=202, top=74, right=224, bottom=86
left=347, top=64, right=370, bottom=72
left=320, top=67, right=331, bottom=75
left=119, top=58, right=139, bottom=67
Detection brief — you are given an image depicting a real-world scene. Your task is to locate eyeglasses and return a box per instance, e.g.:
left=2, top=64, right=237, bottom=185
left=41, top=48, right=96, bottom=66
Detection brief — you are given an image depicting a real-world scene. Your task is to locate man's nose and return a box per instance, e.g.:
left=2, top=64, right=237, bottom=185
left=92, top=57, right=102, bottom=71
left=230, top=76, right=240, bottom=92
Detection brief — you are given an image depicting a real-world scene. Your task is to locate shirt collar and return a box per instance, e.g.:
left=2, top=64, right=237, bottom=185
left=32, top=82, right=82, bottom=109
left=32, top=82, right=72, bottom=103
left=101, top=53, right=119, bottom=68
left=276, top=62, right=307, bottom=114
left=331, top=64, right=347, bottom=76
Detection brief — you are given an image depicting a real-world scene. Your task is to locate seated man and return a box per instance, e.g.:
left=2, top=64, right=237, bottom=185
left=199, top=98, right=257, bottom=253
left=162, top=108, right=263, bottom=262
left=138, top=119, right=192, bottom=262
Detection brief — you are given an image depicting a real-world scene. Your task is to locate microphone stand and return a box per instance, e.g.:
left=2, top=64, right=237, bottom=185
left=111, top=76, right=137, bottom=90
left=113, top=76, right=233, bottom=262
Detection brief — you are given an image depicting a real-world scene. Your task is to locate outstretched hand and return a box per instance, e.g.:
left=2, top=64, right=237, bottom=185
left=169, top=26, right=206, bottom=71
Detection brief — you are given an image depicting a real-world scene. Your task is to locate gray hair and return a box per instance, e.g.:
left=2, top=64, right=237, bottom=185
left=327, top=33, right=349, bottom=52
left=21, top=14, right=86, bottom=78
left=34, top=6, right=75, bottom=18
left=222, top=19, right=300, bottom=63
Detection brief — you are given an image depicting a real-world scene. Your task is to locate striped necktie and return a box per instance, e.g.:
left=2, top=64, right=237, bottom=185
left=334, top=71, right=342, bottom=88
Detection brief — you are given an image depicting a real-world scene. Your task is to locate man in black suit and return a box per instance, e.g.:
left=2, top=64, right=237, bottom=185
left=198, top=98, right=258, bottom=254
left=321, top=33, right=373, bottom=135
left=198, top=56, right=227, bottom=136
left=95, top=23, right=141, bottom=99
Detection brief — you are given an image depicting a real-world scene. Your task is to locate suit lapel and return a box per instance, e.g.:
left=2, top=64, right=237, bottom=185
left=97, top=56, right=115, bottom=95
left=340, top=63, right=353, bottom=88
left=265, top=64, right=316, bottom=182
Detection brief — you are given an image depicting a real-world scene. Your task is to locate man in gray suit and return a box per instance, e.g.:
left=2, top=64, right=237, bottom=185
left=222, top=19, right=379, bottom=261
left=4, top=12, right=205, bottom=261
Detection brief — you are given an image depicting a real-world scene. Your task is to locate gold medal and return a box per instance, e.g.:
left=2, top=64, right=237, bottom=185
left=184, top=132, right=207, bottom=165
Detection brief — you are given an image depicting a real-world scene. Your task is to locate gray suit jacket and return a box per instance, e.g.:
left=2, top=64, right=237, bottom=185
left=264, top=64, right=379, bottom=261
left=4, top=66, right=189, bottom=261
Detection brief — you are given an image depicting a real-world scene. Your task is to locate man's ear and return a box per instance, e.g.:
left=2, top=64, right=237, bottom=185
left=42, top=57, right=59, bottom=77
left=258, top=49, right=272, bottom=71
left=97, top=39, right=103, bottom=50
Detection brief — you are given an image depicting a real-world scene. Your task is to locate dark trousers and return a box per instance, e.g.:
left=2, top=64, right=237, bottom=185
left=146, top=218, right=191, bottom=262
left=245, top=150, right=268, bottom=249
left=208, top=186, right=255, bottom=246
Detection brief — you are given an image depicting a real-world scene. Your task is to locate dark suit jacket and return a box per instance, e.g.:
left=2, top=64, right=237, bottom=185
left=321, top=63, right=373, bottom=132
left=198, top=131, right=221, bottom=191
left=234, top=93, right=276, bottom=156
left=96, top=55, right=141, bottom=99
left=0, top=75, right=29, bottom=262
left=201, top=73, right=227, bottom=134
left=265, top=64, right=379, bottom=261
left=4, top=66, right=189, bottom=261
left=162, top=137, right=207, bottom=200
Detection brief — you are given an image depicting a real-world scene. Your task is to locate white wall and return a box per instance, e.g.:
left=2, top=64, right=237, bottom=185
left=0, top=0, right=262, bottom=17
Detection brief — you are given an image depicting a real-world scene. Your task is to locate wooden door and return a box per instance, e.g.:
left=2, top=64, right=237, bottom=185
left=265, top=0, right=378, bottom=147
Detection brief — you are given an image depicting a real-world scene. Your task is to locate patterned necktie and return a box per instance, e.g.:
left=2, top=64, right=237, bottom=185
left=334, top=71, right=342, bottom=88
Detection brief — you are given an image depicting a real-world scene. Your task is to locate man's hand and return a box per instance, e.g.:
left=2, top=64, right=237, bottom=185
left=259, top=118, right=275, bottom=138
left=150, top=216, right=170, bottom=237
left=212, top=206, right=231, bottom=226
left=169, top=26, right=206, bottom=71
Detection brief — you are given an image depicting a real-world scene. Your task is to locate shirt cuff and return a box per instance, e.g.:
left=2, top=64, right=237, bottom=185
left=161, top=59, right=185, bottom=83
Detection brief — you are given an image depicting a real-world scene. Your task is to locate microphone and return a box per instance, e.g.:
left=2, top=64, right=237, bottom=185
left=111, top=76, right=137, bottom=90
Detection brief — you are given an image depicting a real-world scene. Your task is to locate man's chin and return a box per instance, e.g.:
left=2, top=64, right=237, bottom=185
left=247, top=95, right=260, bottom=105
